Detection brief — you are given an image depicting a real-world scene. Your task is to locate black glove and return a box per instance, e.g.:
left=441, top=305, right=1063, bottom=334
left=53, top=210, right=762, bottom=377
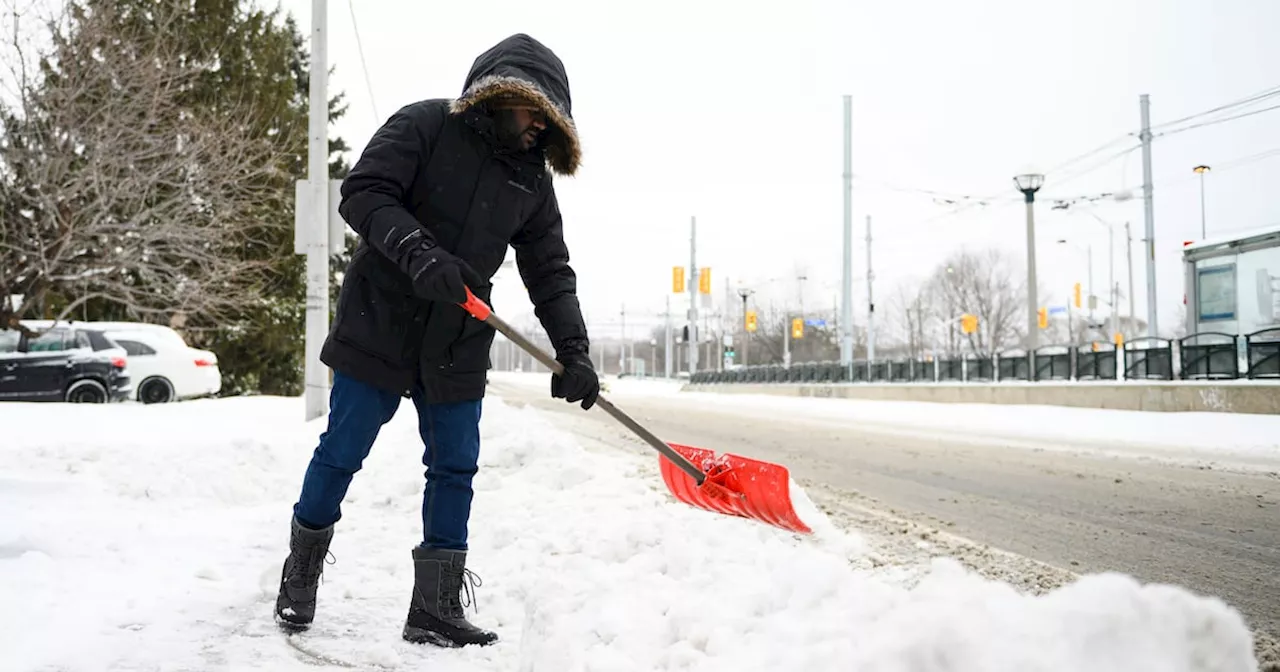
left=401, top=242, right=484, bottom=304
left=551, top=351, right=599, bottom=410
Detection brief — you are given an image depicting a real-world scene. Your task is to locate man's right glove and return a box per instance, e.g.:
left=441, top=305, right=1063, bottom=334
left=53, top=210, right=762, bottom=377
left=551, top=350, right=599, bottom=410
left=400, top=241, right=484, bottom=304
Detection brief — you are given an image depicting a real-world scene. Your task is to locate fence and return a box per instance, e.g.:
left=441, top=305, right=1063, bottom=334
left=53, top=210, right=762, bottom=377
left=687, top=329, right=1280, bottom=385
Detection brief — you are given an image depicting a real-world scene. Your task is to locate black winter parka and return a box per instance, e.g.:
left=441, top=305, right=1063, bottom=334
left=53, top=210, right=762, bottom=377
left=320, top=34, right=589, bottom=403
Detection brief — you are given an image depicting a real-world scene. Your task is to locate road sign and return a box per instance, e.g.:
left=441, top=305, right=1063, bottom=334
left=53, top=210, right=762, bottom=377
left=804, top=318, right=827, bottom=327
left=1048, top=305, right=1067, bottom=316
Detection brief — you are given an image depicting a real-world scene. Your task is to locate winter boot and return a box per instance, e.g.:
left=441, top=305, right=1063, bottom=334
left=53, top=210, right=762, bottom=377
left=402, top=547, right=498, bottom=647
left=274, top=516, right=335, bottom=630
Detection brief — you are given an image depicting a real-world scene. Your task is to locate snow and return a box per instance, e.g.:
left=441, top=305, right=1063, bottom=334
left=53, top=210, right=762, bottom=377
left=0, top=394, right=1262, bottom=671
left=499, top=372, right=1280, bottom=470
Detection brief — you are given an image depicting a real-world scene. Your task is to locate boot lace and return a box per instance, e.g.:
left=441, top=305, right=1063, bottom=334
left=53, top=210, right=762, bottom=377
left=441, top=566, right=483, bottom=619
left=288, top=539, right=335, bottom=586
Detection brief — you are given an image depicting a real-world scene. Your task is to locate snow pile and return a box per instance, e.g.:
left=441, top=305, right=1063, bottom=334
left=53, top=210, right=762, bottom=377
left=0, top=395, right=1260, bottom=671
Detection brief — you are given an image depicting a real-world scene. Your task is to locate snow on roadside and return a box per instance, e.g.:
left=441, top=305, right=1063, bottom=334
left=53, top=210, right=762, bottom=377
left=490, top=371, right=1280, bottom=467
left=0, top=394, right=1261, bottom=671
left=674, top=389, right=1280, bottom=466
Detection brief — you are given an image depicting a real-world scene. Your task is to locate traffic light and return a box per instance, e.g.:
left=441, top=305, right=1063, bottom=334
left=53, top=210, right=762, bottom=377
left=744, top=310, right=758, bottom=332
left=1113, top=332, right=1124, bottom=347
left=1073, top=282, right=1082, bottom=308
left=960, top=313, right=978, bottom=334
left=698, top=267, right=711, bottom=294
left=672, top=266, right=685, bottom=293
left=791, top=317, right=804, bottom=339
left=1037, top=306, right=1048, bottom=329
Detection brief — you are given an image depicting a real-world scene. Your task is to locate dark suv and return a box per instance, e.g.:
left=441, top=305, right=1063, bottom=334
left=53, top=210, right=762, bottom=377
left=0, top=325, right=132, bottom=403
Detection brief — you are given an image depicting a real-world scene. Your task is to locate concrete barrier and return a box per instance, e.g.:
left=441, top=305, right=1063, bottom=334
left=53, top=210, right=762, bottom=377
left=682, top=381, right=1280, bottom=415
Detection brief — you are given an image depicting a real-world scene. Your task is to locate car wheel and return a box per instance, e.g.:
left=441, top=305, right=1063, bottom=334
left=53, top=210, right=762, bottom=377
left=66, top=379, right=108, bottom=403
left=139, top=377, right=175, bottom=404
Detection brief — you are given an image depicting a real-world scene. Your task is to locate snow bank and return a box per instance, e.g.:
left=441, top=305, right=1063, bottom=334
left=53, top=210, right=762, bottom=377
left=491, top=370, right=1280, bottom=468
left=670, top=390, right=1280, bottom=465
left=0, top=395, right=1260, bottom=671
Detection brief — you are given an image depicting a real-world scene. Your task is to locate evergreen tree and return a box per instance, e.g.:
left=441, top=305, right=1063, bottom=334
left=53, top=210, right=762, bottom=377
left=1, top=0, right=352, bottom=396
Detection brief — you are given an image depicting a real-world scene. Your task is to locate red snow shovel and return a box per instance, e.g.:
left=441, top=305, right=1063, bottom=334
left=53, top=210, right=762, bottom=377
left=460, top=288, right=812, bottom=535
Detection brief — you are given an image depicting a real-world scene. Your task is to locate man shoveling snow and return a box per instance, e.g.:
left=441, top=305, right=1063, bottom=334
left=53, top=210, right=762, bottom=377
left=274, top=32, right=601, bottom=648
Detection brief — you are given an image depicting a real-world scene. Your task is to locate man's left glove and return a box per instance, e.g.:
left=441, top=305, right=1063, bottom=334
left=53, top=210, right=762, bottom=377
left=551, top=351, right=599, bottom=410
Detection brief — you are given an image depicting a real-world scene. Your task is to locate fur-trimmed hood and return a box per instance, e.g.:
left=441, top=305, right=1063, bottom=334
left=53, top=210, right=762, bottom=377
left=450, top=34, right=580, bottom=176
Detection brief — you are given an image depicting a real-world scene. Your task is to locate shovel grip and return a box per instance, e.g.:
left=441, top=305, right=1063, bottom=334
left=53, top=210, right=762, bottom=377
left=459, top=287, right=707, bottom=485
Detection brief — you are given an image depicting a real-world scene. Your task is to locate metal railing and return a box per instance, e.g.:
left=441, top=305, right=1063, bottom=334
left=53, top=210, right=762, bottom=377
left=685, top=330, right=1280, bottom=385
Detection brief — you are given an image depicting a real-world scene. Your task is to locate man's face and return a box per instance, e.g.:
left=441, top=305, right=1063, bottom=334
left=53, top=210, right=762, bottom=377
left=494, top=103, right=548, bottom=150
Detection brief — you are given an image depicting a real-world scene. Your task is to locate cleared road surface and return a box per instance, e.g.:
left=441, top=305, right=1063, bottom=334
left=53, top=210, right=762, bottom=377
left=487, top=376, right=1280, bottom=651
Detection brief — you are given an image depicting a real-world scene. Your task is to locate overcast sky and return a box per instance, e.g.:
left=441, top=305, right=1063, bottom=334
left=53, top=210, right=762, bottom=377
left=239, top=1, right=1280, bottom=340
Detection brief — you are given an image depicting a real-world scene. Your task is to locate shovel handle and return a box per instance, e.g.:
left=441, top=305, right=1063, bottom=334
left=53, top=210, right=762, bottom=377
left=460, top=287, right=708, bottom=485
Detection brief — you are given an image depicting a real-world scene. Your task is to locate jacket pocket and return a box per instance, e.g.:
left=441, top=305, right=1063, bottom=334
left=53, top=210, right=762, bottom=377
left=333, top=270, right=424, bottom=367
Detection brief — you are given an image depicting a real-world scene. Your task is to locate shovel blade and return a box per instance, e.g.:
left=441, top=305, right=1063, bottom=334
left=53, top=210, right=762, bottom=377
left=658, top=443, right=813, bottom=534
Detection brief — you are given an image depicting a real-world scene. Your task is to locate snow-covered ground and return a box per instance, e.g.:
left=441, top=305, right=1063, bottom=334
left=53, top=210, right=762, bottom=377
left=0, top=392, right=1263, bottom=671
left=519, top=372, right=1280, bottom=472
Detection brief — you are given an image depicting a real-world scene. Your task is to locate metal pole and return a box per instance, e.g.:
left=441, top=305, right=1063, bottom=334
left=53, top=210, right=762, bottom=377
left=784, top=309, right=791, bottom=368
left=619, top=304, right=626, bottom=375
left=664, top=294, right=672, bottom=378
left=1024, top=194, right=1039, bottom=359
left=1087, top=245, right=1094, bottom=324
left=840, top=95, right=854, bottom=367
left=866, top=214, right=875, bottom=365
left=687, top=216, right=698, bottom=374
left=303, top=0, right=330, bottom=421
left=1126, top=221, right=1136, bottom=337
left=1108, top=225, right=1117, bottom=340
left=1199, top=171, right=1207, bottom=239
left=1140, top=94, right=1158, bottom=338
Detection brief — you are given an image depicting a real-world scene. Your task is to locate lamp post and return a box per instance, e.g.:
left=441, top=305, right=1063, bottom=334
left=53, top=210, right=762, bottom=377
left=1193, top=165, right=1210, bottom=239
left=1014, top=173, right=1045, bottom=367
left=736, top=287, right=754, bottom=366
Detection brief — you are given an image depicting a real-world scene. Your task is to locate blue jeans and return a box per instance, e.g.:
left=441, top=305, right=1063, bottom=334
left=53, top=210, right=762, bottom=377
left=292, top=372, right=483, bottom=550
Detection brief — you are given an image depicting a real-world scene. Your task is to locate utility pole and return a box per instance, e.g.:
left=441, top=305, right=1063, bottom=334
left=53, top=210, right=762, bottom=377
left=687, top=216, right=699, bottom=375
left=840, top=94, right=854, bottom=368
left=1140, top=94, right=1158, bottom=338
left=723, top=276, right=731, bottom=370
left=1108, top=224, right=1117, bottom=340
left=302, top=0, right=330, bottom=421
left=866, top=214, right=875, bottom=365
left=619, top=304, right=626, bottom=376
left=1126, top=221, right=1136, bottom=337
left=664, top=294, right=672, bottom=378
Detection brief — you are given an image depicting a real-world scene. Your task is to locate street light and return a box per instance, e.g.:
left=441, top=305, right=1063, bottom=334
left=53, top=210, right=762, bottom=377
left=1193, top=165, right=1210, bottom=239
left=1014, top=172, right=1044, bottom=363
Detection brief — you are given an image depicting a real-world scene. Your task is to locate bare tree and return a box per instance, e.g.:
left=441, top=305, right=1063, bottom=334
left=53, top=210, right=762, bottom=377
left=886, top=278, right=937, bottom=360
left=923, top=248, right=1029, bottom=357
left=0, top=2, right=296, bottom=334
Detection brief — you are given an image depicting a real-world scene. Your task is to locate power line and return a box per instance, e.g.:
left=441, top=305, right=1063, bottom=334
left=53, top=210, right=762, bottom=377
left=346, top=0, right=379, bottom=121
left=1154, top=102, right=1280, bottom=139
left=1042, top=134, right=1138, bottom=177
left=1148, top=83, right=1280, bottom=132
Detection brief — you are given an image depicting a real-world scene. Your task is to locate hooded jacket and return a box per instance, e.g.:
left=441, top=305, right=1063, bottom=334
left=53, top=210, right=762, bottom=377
left=321, top=34, right=589, bottom=403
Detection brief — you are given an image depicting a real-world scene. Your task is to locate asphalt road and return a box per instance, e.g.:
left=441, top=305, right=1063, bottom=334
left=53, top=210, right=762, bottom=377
left=487, top=377, right=1280, bottom=644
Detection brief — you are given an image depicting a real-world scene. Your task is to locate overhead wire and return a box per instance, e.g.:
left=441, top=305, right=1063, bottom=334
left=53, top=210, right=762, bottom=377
left=1148, top=83, right=1280, bottom=132
left=851, top=85, right=1280, bottom=237
left=346, top=0, right=379, bottom=121
left=1154, top=102, right=1280, bottom=139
